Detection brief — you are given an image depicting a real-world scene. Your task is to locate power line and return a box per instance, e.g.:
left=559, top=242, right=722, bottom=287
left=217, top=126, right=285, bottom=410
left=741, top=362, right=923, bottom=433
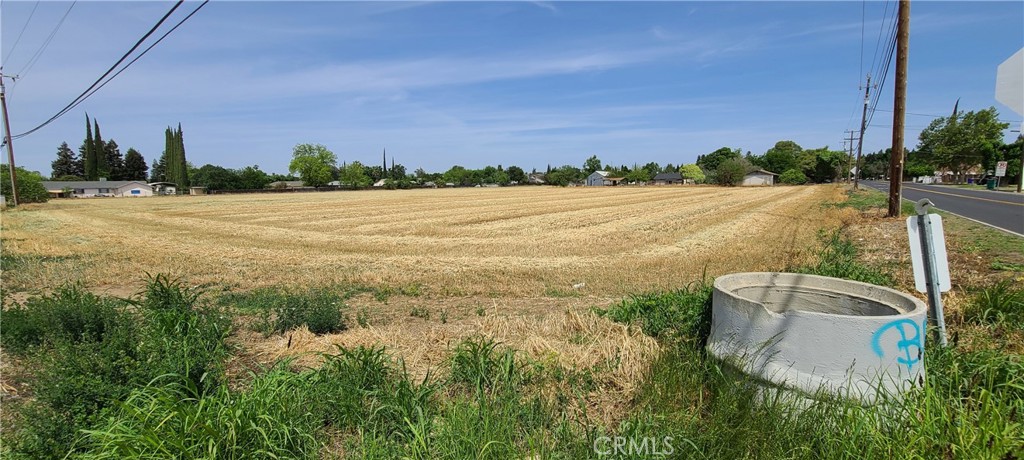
left=2, top=1, right=39, bottom=64
left=28, top=0, right=213, bottom=132
left=9, top=1, right=76, bottom=96
left=10, top=0, right=189, bottom=140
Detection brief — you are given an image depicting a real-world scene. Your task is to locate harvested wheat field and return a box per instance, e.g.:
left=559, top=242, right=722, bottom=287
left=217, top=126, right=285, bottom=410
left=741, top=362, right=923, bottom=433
left=1, top=185, right=849, bottom=297
left=2, top=184, right=858, bottom=442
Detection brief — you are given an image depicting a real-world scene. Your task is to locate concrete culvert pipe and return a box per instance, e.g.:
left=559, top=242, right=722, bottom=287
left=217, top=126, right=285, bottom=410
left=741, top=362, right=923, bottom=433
left=707, top=272, right=927, bottom=403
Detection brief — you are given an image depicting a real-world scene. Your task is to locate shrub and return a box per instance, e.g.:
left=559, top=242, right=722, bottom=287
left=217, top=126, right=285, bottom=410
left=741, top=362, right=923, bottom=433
left=0, top=284, right=124, bottom=353
left=715, top=158, right=749, bottom=186
left=962, top=279, right=1024, bottom=328
left=0, top=165, right=49, bottom=204
left=779, top=168, right=808, bottom=185
left=272, top=289, right=346, bottom=334
left=449, top=337, right=524, bottom=394
left=7, top=276, right=231, bottom=459
left=599, top=280, right=713, bottom=345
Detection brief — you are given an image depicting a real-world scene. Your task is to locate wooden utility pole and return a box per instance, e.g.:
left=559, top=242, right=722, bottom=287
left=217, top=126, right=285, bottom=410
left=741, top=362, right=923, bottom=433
left=887, top=0, right=910, bottom=218
left=855, top=74, right=872, bottom=190
left=845, top=131, right=858, bottom=183
left=0, top=72, right=18, bottom=207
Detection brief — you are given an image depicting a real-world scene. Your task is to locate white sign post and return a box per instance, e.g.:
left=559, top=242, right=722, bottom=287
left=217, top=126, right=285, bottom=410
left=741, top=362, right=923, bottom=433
left=907, top=199, right=950, bottom=346
left=995, top=161, right=1007, bottom=177
left=995, top=49, right=1023, bottom=193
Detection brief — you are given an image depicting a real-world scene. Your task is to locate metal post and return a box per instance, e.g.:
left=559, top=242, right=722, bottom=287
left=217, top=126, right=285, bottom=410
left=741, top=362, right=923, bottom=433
left=915, top=201, right=947, bottom=347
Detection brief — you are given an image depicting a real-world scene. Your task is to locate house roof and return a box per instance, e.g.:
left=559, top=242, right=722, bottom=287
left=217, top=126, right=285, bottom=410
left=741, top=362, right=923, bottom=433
left=746, top=169, right=778, bottom=176
left=605, top=177, right=625, bottom=181
left=591, top=171, right=611, bottom=177
left=652, top=172, right=683, bottom=181
left=268, top=180, right=305, bottom=187
left=42, top=180, right=150, bottom=190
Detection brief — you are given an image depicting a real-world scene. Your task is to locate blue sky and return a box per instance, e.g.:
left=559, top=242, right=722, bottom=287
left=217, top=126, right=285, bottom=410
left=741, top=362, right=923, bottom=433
left=2, top=1, right=1022, bottom=176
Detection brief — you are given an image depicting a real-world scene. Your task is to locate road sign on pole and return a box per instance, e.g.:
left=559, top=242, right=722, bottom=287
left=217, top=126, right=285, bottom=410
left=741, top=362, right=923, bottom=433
left=907, top=199, right=949, bottom=346
left=995, top=161, right=1008, bottom=177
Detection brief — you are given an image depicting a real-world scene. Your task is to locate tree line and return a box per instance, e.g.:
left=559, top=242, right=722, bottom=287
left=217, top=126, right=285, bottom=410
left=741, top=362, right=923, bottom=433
left=31, top=105, right=1020, bottom=199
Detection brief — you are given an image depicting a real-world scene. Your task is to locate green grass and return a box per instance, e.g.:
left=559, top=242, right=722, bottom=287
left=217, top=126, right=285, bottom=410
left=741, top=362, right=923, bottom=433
left=788, top=230, right=894, bottom=287
left=2, top=275, right=230, bottom=459
left=833, top=187, right=917, bottom=215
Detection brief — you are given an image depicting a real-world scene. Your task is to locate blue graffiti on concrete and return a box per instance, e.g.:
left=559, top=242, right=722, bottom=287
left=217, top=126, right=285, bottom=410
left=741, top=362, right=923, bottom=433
left=871, top=319, right=922, bottom=372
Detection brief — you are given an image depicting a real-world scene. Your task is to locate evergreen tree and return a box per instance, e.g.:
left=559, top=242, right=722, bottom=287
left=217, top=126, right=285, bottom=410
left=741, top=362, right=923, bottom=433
left=162, top=127, right=175, bottom=185
left=84, top=115, right=97, bottom=180
left=51, top=142, right=82, bottom=179
left=149, top=156, right=166, bottom=183
left=93, top=119, right=109, bottom=179
left=104, top=140, right=124, bottom=180
left=175, top=124, right=189, bottom=188
left=123, top=148, right=147, bottom=181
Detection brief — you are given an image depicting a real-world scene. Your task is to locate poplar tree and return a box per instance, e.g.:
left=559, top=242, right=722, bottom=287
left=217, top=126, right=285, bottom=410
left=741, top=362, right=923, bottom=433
left=94, top=119, right=109, bottom=179
left=84, top=115, right=96, bottom=180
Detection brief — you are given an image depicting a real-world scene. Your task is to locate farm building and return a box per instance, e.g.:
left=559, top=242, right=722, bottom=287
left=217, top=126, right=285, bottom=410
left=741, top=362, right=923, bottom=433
left=43, top=180, right=153, bottom=198
left=586, top=171, right=625, bottom=186
left=652, top=172, right=683, bottom=185
left=149, top=182, right=178, bottom=195
left=189, top=186, right=208, bottom=195
left=742, top=170, right=778, bottom=186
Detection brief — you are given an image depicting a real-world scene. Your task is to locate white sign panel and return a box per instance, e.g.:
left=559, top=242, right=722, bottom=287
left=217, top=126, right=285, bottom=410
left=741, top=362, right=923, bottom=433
left=996, top=48, right=1023, bottom=116
left=996, top=161, right=1008, bottom=177
left=907, top=214, right=951, bottom=293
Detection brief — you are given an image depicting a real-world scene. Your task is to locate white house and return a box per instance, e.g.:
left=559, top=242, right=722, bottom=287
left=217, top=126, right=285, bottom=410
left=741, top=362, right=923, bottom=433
left=586, top=171, right=625, bottom=186
left=742, top=170, right=778, bottom=186
left=43, top=180, right=153, bottom=198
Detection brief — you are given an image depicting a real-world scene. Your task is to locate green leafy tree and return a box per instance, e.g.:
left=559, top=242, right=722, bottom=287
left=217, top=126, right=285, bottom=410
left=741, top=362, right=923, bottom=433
left=625, top=168, right=650, bottom=183
left=716, top=158, right=750, bottom=186
left=583, top=155, right=602, bottom=175
left=679, top=164, right=705, bottom=183
left=546, top=165, right=583, bottom=186
left=696, top=147, right=741, bottom=172
left=443, top=166, right=471, bottom=186
left=122, top=148, right=148, bottom=181
left=288, top=143, right=336, bottom=187
left=506, top=165, right=526, bottom=184
left=997, top=137, right=1022, bottom=186
left=760, top=140, right=803, bottom=175
left=339, top=161, right=371, bottom=187
left=919, top=107, right=1008, bottom=183
left=779, top=168, right=808, bottom=185
left=237, top=165, right=271, bottom=189
left=389, top=163, right=407, bottom=181
left=191, top=164, right=241, bottom=191
left=805, top=147, right=845, bottom=183
left=51, top=142, right=81, bottom=179
left=1, top=165, right=49, bottom=204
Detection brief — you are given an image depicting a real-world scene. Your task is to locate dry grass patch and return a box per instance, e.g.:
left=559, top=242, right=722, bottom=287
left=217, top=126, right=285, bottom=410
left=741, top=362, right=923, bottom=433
left=2, top=185, right=847, bottom=297
left=232, top=298, right=656, bottom=427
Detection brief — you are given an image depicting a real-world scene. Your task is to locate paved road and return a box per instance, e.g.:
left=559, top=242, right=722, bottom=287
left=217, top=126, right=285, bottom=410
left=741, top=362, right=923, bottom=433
left=861, top=181, right=1024, bottom=236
